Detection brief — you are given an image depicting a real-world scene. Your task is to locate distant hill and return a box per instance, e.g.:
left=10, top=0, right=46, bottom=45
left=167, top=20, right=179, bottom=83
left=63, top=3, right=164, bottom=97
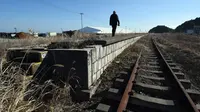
left=175, top=17, right=200, bottom=32
left=149, top=25, right=174, bottom=33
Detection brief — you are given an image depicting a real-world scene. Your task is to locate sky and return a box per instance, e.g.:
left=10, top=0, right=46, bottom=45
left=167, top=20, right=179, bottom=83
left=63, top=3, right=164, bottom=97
left=0, top=0, right=200, bottom=33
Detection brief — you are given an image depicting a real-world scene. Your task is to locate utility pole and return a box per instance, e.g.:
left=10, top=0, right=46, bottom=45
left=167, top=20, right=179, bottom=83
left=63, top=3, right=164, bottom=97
left=14, top=27, right=17, bottom=33
left=80, top=13, right=84, bottom=30
left=125, top=26, right=127, bottom=34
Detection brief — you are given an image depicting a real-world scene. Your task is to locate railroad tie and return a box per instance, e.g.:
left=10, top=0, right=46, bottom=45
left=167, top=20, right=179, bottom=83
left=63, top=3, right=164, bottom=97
left=140, top=65, right=161, bottom=69
left=129, top=93, right=176, bottom=112
left=186, top=89, right=200, bottom=101
left=96, top=103, right=111, bottom=112
left=174, top=72, right=185, bottom=79
left=171, top=67, right=181, bottom=72
left=195, top=104, right=200, bottom=111
left=148, top=62, right=159, bottom=65
left=168, top=63, right=177, bottom=67
left=139, top=75, right=165, bottom=82
left=114, top=78, right=125, bottom=88
left=139, top=69, right=163, bottom=74
left=134, top=82, right=170, bottom=98
left=179, top=79, right=191, bottom=89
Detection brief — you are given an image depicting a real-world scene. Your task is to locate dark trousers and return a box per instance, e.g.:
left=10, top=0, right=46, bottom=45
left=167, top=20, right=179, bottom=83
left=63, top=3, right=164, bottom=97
left=112, top=25, right=117, bottom=37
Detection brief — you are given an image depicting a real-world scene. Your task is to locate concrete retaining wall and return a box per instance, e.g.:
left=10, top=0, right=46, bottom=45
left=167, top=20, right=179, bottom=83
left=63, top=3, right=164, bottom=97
left=33, top=35, right=144, bottom=90
left=85, top=36, right=143, bottom=89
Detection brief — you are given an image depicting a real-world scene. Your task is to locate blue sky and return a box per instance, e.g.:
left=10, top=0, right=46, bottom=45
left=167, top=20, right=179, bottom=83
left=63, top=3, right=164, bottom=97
left=0, top=0, right=200, bottom=33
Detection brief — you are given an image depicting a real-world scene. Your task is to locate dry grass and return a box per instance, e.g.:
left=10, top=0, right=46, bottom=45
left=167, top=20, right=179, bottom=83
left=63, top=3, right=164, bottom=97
left=0, top=59, right=77, bottom=112
left=0, top=61, right=39, bottom=112
left=0, top=35, right=77, bottom=112
left=155, top=33, right=200, bottom=90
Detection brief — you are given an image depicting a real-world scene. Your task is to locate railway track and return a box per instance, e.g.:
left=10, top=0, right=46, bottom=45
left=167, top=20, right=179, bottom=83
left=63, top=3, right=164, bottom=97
left=96, top=38, right=200, bottom=112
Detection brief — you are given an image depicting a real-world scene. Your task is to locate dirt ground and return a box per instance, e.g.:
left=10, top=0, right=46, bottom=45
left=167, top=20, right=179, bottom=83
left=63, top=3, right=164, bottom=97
left=154, top=33, right=200, bottom=90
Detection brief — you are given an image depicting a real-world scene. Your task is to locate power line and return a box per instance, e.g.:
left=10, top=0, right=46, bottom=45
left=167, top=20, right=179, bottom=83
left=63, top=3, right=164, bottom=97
left=36, top=0, right=116, bottom=29
left=39, top=0, right=80, bottom=15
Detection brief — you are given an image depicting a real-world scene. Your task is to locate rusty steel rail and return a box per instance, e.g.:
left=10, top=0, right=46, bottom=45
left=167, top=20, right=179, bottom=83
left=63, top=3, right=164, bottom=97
left=117, top=51, right=142, bottom=112
left=152, top=39, right=199, bottom=112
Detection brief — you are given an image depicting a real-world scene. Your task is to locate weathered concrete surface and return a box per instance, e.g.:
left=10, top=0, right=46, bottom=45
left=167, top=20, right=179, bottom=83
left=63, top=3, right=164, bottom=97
left=6, top=49, right=47, bottom=63
left=33, top=49, right=92, bottom=88
left=20, top=62, right=41, bottom=75
left=48, top=34, right=145, bottom=49
left=33, top=35, right=144, bottom=100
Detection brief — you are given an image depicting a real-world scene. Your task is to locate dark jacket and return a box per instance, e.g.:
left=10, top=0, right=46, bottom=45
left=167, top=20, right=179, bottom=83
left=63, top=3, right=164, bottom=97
left=110, top=14, right=120, bottom=26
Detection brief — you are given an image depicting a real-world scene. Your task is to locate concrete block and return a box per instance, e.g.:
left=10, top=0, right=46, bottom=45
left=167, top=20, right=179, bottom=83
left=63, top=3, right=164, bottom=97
left=111, top=44, right=114, bottom=53
left=98, top=59, right=102, bottom=71
left=99, top=46, right=103, bottom=58
left=102, top=47, right=106, bottom=57
left=110, top=53, right=113, bottom=61
left=105, top=55, right=108, bottom=65
left=6, top=48, right=27, bottom=61
left=116, top=42, right=119, bottom=50
left=113, top=51, right=115, bottom=59
left=97, top=70, right=101, bottom=79
left=33, top=49, right=93, bottom=89
left=100, top=68, right=103, bottom=74
left=106, top=46, right=109, bottom=55
left=104, top=63, right=108, bottom=69
left=110, top=44, right=113, bottom=53
left=119, top=42, right=122, bottom=49
left=108, top=45, right=111, bottom=54
left=105, top=46, right=108, bottom=55
left=104, top=57, right=107, bottom=67
left=92, top=62, right=97, bottom=82
left=102, top=57, right=105, bottom=69
left=7, top=49, right=47, bottom=63
left=109, top=54, right=111, bottom=62
left=96, top=103, right=111, bottom=112
left=107, top=54, right=110, bottom=62
left=103, top=65, right=107, bottom=71
left=113, top=44, right=116, bottom=52
left=86, top=46, right=97, bottom=63
left=94, top=61, right=98, bottom=75
left=87, top=45, right=102, bottom=60
left=73, top=80, right=101, bottom=101
left=84, top=48, right=93, bottom=86
left=92, top=73, right=97, bottom=83
left=20, top=62, right=41, bottom=75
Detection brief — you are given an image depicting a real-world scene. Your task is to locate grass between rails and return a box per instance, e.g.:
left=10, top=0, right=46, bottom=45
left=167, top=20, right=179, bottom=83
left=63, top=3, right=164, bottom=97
left=155, top=33, right=200, bottom=90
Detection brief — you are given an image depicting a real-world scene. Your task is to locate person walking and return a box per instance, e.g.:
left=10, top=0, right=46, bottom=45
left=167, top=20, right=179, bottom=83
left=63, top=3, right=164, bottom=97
left=110, top=11, right=120, bottom=37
